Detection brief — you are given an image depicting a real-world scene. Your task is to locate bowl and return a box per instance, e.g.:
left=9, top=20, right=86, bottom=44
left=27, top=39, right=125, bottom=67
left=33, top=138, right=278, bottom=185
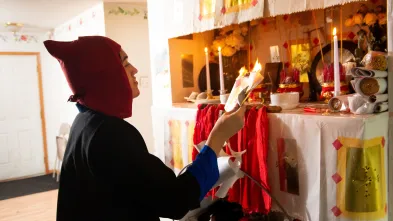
left=270, top=92, right=299, bottom=110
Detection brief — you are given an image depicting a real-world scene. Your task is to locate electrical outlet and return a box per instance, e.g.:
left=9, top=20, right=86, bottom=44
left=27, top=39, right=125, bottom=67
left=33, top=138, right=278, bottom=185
left=140, top=76, right=149, bottom=88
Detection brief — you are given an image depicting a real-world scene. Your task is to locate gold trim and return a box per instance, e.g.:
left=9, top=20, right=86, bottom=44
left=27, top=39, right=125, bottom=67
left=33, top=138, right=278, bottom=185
left=0, top=52, right=49, bottom=174
left=322, top=82, right=348, bottom=87
left=278, top=83, right=301, bottom=89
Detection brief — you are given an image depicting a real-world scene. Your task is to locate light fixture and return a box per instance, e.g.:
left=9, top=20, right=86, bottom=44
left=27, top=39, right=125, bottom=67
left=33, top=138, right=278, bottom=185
left=4, top=22, right=24, bottom=33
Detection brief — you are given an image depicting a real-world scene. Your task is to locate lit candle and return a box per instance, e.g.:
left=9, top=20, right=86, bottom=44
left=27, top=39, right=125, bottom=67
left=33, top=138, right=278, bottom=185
left=218, top=47, right=225, bottom=93
left=204, top=47, right=211, bottom=94
left=333, top=28, right=340, bottom=97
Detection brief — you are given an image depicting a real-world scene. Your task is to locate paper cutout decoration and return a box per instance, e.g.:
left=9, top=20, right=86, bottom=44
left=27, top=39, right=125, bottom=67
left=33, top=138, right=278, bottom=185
left=277, top=138, right=300, bottom=195
left=336, top=136, right=387, bottom=220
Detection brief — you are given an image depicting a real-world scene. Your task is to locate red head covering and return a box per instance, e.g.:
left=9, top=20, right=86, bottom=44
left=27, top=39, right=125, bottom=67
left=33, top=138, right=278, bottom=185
left=44, top=36, right=133, bottom=118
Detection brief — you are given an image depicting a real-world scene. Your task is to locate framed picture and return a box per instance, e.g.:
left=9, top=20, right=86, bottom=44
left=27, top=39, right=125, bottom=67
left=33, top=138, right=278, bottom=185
left=263, top=62, right=283, bottom=93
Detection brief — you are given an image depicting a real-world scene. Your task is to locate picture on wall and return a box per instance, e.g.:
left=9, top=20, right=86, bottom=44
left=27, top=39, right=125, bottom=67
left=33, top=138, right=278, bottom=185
left=181, top=54, right=194, bottom=88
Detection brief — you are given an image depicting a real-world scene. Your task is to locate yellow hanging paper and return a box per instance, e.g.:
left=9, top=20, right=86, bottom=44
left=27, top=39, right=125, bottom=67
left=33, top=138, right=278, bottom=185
left=169, top=120, right=183, bottom=169
left=336, top=136, right=387, bottom=220
left=224, top=0, right=253, bottom=14
left=200, top=0, right=216, bottom=18
left=187, top=121, right=196, bottom=163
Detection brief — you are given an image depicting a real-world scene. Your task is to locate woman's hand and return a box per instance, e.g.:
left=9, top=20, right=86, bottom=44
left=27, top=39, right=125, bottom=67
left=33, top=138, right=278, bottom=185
left=206, top=105, right=246, bottom=155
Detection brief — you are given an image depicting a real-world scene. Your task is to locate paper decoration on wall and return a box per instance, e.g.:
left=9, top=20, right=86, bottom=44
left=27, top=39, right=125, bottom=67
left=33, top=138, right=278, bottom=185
left=0, top=35, right=7, bottom=42
left=277, top=138, right=300, bottom=195
left=199, top=0, right=216, bottom=19
left=269, top=45, right=280, bottom=62
left=347, top=32, right=355, bottom=40
left=0, top=34, right=38, bottom=43
left=291, top=43, right=311, bottom=82
left=186, top=121, right=195, bottom=163
left=334, top=136, right=387, bottom=220
left=283, top=42, right=288, bottom=49
left=108, top=7, right=148, bottom=19
left=165, top=119, right=195, bottom=170
left=224, top=0, right=254, bottom=14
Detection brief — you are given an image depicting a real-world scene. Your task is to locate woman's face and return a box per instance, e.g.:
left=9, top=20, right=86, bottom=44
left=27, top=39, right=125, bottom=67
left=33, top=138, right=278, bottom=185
left=120, top=49, right=140, bottom=98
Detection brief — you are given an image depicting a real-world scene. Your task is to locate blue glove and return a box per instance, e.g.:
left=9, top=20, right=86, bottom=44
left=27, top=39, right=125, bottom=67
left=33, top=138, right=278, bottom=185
left=187, top=145, right=219, bottom=201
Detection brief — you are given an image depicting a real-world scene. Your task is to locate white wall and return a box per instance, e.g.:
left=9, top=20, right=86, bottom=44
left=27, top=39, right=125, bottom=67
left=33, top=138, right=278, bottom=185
left=103, top=2, right=154, bottom=153
left=0, top=32, right=52, bottom=175
left=42, top=3, right=106, bottom=171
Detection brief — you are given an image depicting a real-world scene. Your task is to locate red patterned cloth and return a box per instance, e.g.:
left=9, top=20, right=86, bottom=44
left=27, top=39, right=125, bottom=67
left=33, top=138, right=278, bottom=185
left=255, top=107, right=271, bottom=213
left=192, top=105, right=271, bottom=214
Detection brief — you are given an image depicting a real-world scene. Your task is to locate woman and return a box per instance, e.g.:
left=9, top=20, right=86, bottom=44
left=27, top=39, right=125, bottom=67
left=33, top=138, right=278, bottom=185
left=44, top=36, right=245, bottom=221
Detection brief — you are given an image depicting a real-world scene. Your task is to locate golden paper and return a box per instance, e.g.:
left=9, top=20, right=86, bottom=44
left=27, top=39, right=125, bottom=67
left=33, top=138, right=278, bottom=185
left=337, top=137, right=386, bottom=220
left=345, top=145, right=382, bottom=212
left=200, top=0, right=216, bottom=18
left=187, top=121, right=196, bottom=163
left=224, top=0, right=253, bottom=13
left=170, top=120, right=183, bottom=169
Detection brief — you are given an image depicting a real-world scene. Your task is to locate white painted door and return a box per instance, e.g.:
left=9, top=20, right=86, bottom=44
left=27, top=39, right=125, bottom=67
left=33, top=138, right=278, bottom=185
left=0, top=55, right=45, bottom=181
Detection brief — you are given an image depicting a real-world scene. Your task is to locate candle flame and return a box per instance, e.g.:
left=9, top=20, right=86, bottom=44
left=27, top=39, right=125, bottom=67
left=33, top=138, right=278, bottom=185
left=252, top=59, right=262, bottom=73
left=218, top=46, right=221, bottom=52
left=238, top=66, right=248, bottom=77
left=332, top=27, right=337, bottom=36
left=204, top=47, right=208, bottom=53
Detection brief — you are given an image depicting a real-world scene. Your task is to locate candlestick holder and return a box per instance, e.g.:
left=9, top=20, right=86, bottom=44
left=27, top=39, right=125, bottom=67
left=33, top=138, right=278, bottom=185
left=219, top=89, right=227, bottom=95
left=219, top=90, right=229, bottom=104
left=206, top=90, right=214, bottom=99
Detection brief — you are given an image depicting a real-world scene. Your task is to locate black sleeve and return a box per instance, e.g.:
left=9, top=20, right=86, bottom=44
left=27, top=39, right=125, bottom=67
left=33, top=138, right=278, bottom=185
left=90, top=119, right=200, bottom=220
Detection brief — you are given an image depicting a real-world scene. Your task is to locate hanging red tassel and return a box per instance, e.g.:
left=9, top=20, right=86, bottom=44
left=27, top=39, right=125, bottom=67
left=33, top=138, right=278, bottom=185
left=284, top=61, right=291, bottom=68
left=283, top=14, right=289, bottom=21
left=261, top=19, right=267, bottom=26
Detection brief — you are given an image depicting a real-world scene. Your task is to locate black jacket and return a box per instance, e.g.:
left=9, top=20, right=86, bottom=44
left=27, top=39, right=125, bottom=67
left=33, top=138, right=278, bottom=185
left=57, top=110, right=200, bottom=221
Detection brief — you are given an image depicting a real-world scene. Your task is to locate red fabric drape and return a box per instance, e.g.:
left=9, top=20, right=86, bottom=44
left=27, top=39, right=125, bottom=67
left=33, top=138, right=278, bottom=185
left=192, top=104, right=271, bottom=214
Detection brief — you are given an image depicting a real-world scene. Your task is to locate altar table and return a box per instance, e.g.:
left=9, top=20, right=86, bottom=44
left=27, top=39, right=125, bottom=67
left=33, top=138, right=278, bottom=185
left=151, top=103, right=389, bottom=221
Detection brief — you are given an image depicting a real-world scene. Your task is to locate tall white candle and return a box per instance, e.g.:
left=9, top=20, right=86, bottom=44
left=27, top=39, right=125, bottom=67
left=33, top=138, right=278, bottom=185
left=218, top=47, right=225, bottom=93
left=333, top=28, right=341, bottom=97
left=204, top=47, right=211, bottom=94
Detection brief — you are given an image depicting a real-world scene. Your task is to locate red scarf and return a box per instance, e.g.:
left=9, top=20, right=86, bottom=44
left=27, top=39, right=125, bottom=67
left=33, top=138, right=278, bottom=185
left=192, top=105, right=271, bottom=214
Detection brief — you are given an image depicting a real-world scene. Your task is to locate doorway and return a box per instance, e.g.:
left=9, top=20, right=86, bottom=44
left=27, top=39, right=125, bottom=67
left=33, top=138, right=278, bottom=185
left=0, top=52, right=48, bottom=181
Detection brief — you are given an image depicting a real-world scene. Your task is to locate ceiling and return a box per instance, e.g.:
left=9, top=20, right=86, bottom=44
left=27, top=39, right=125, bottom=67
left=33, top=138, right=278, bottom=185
left=0, top=0, right=147, bottom=32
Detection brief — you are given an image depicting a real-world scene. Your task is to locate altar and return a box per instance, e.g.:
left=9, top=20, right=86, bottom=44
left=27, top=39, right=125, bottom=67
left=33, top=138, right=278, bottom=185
left=152, top=104, right=388, bottom=220
left=147, top=0, right=393, bottom=220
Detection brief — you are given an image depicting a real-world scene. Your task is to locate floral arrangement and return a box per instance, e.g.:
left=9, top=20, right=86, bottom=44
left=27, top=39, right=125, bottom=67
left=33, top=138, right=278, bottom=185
left=292, top=53, right=310, bottom=74
left=210, top=23, right=249, bottom=57
left=344, top=4, right=387, bottom=52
